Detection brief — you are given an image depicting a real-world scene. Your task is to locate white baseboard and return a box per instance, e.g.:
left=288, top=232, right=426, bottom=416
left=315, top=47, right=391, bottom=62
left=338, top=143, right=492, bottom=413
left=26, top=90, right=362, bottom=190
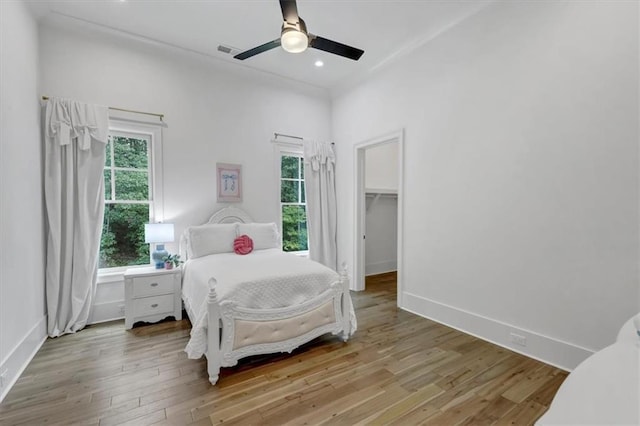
left=0, top=315, right=47, bottom=402
left=402, top=291, right=594, bottom=371
left=88, top=300, right=124, bottom=324
left=365, top=260, right=397, bottom=276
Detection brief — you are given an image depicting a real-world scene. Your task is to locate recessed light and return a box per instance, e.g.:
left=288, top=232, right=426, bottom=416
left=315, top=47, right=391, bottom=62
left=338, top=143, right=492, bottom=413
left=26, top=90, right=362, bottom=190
left=314, top=60, right=324, bottom=67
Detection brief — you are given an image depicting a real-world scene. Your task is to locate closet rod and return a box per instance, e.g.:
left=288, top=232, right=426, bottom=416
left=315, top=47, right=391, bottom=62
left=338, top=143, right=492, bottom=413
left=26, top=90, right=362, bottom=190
left=41, top=96, right=165, bottom=121
left=273, top=132, right=334, bottom=145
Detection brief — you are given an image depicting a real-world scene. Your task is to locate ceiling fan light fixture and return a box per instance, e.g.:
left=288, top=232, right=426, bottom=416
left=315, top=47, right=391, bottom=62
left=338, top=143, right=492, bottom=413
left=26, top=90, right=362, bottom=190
left=234, top=1, right=363, bottom=61
left=281, top=27, right=308, bottom=53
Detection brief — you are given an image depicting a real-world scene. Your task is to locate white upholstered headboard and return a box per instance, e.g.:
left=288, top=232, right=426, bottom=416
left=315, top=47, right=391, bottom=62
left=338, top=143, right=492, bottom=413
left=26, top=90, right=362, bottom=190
left=205, top=206, right=253, bottom=224
left=179, top=207, right=254, bottom=260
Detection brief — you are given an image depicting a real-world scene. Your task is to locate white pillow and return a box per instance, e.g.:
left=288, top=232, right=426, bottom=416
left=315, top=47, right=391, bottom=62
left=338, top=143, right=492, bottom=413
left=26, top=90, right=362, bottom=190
left=186, top=223, right=237, bottom=258
left=237, top=223, right=280, bottom=250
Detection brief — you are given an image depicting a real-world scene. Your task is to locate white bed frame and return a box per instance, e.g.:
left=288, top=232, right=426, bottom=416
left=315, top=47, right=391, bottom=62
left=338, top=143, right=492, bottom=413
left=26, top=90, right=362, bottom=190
left=181, top=207, right=352, bottom=385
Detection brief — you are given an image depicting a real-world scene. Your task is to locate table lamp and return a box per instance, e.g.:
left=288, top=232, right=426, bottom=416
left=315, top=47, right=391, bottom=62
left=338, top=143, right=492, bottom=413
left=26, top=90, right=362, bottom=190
left=144, top=223, right=174, bottom=269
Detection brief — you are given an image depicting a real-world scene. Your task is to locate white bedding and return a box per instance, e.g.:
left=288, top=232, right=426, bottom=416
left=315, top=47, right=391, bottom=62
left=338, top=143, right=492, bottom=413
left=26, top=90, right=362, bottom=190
left=182, top=249, right=356, bottom=358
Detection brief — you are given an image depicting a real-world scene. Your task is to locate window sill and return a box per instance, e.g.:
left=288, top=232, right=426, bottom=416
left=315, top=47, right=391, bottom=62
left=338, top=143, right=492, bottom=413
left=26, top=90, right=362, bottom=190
left=97, top=271, right=124, bottom=284
left=289, top=250, right=309, bottom=258
left=98, top=264, right=153, bottom=284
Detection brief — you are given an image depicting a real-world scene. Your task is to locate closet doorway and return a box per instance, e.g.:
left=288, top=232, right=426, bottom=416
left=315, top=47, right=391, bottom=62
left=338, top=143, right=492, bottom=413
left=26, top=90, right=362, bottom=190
left=353, top=130, right=404, bottom=306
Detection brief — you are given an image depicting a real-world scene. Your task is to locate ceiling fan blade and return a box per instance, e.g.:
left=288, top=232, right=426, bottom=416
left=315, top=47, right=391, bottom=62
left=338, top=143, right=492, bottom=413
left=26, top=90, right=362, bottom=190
left=279, top=0, right=300, bottom=23
left=234, top=39, right=281, bottom=60
left=309, top=35, right=364, bottom=61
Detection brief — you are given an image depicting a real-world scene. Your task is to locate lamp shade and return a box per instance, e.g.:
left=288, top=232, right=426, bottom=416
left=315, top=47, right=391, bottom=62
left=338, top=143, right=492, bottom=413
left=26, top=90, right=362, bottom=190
left=144, top=223, right=174, bottom=244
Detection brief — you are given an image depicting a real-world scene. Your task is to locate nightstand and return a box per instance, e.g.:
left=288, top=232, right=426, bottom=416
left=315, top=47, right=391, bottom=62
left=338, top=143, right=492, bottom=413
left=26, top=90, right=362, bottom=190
left=124, top=266, right=182, bottom=329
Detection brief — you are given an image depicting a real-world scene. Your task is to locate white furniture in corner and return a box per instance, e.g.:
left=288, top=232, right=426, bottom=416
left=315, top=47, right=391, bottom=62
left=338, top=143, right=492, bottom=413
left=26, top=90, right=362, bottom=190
left=124, top=266, right=182, bottom=329
left=617, top=313, right=639, bottom=343
left=536, top=314, right=640, bottom=425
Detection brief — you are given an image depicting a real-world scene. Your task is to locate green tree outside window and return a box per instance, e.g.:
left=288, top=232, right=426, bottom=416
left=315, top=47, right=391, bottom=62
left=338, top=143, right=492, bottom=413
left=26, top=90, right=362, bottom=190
left=280, top=155, right=308, bottom=252
left=100, top=134, right=151, bottom=268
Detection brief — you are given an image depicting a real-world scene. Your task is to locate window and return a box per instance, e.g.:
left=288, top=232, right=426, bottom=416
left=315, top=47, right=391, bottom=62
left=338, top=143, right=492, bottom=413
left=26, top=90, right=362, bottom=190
left=279, top=152, right=309, bottom=252
left=100, top=122, right=162, bottom=271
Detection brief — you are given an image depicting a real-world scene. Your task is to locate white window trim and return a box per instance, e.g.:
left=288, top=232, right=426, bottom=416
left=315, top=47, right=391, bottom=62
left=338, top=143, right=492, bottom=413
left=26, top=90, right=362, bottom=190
left=99, top=119, right=164, bottom=277
left=274, top=142, right=309, bottom=255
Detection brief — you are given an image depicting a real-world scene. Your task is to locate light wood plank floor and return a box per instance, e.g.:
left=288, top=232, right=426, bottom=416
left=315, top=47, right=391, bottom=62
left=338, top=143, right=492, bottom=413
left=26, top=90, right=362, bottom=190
left=0, top=272, right=567, bottom=425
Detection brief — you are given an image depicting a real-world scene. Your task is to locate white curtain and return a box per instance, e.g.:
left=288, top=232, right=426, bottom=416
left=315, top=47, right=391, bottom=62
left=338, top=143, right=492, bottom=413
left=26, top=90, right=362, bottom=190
left=303, top=140, right=337, bottom=270
left=44, top=98, right=109, bottom=337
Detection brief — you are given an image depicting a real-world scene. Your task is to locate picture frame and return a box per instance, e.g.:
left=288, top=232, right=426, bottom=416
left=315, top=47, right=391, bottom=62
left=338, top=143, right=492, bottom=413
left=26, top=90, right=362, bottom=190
left=216, top=163, right=242, bottom=202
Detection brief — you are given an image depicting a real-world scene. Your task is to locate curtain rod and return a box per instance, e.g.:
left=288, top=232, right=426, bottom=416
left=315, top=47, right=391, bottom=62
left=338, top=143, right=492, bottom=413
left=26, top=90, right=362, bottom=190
left=273, top=132, right=334, bottom=145
left=41, top=96, right=165, bottom=122
left=274, top=132, right=302, bottom=140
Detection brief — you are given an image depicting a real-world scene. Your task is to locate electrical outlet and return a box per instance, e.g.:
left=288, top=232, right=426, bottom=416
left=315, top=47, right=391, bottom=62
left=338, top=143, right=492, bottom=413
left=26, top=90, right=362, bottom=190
left=510, top=332, right=527, bottom=347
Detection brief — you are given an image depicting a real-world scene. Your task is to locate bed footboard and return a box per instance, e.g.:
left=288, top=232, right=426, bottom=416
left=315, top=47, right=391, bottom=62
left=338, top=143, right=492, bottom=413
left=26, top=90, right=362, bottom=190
left=205, top=280, right=222, bottom=385
left=205, top=268, right=351, bottom=385
left=339, top=263, right=351, bottom=342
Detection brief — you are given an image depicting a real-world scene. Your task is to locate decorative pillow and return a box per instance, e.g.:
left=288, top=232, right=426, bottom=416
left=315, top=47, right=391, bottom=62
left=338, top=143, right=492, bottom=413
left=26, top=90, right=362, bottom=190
left=185, top=223, right=237, bottom=259
left=233, top=234, right=254, bottom=255
left=237, top=223, right=280, bottom=250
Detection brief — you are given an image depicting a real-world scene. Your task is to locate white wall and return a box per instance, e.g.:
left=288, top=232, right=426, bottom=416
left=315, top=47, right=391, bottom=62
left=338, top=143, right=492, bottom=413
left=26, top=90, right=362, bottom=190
left=0, top=1, right=47, bottom=401
left=334, top=0, right=639, bottom=370
left=39, top=19, right=332, bottom=322
left=365, top=195, right=397, bottom=276
left=365, top=142, right=398, bottom=191
left=365, top=143, right=398, bottom=275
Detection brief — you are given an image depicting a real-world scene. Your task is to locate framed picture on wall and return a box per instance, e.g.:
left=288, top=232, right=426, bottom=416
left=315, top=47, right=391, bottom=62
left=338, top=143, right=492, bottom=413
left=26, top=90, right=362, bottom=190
left=216, top=163, right=242, bottom=202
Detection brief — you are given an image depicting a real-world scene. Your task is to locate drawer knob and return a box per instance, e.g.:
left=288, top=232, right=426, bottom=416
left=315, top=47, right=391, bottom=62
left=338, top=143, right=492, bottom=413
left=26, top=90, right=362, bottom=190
left=151, top=304, right=159, bottom=308
left=150, top=283, right=159, bottom=287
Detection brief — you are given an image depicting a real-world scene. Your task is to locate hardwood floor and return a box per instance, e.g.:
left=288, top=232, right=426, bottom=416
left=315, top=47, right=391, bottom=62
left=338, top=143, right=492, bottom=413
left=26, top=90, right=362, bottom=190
left=0, top=272, right=567, bottom=425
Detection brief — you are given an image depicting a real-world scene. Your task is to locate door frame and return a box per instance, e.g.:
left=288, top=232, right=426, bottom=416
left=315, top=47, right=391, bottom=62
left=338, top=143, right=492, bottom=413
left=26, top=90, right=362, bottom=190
left=353, top=129, right=404, bottom=307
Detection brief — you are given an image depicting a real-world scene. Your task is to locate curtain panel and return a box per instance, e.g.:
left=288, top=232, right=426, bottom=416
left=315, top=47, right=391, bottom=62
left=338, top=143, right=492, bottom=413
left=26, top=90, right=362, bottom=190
left=44, top=97, right=109, bottom=337
left=303, top=140, right=337, bottom=271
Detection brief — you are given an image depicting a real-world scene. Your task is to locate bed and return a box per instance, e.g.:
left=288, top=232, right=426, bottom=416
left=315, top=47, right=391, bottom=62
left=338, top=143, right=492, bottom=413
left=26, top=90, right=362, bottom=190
left=180, top=207, right=356, bottom=385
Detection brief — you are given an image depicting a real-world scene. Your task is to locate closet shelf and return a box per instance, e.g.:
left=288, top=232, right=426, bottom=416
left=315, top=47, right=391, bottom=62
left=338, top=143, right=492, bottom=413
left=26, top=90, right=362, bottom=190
left=365, top=188, right=398, bottom=195
left=365, top=188, right=397, bottom=212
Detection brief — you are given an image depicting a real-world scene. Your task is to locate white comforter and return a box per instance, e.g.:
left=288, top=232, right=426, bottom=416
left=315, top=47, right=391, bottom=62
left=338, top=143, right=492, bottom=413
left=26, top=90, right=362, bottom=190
left=182, top=249, right=356, bottom=358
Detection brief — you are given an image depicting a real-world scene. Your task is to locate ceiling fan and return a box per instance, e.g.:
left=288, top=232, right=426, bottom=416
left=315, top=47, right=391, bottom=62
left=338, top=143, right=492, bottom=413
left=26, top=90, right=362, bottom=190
left=234, top=0, right=364, bottom=61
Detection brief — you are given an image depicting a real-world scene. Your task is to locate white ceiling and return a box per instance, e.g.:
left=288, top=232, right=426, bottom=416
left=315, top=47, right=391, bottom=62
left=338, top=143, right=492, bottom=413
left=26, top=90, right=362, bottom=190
left=29, top=0, right=493, bottom=91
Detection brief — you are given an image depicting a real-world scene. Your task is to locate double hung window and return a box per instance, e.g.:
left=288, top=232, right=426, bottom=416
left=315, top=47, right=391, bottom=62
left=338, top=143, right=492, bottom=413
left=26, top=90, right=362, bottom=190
left=279, top=151, right=309, bottom=253
left=100, top=122, right=162, bottom=271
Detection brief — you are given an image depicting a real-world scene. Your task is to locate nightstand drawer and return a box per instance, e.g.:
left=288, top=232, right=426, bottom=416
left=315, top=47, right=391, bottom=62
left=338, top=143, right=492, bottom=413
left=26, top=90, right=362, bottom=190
left=132, top=273, right=175, bottom=298
left=132, top=294, right=174, bottom=317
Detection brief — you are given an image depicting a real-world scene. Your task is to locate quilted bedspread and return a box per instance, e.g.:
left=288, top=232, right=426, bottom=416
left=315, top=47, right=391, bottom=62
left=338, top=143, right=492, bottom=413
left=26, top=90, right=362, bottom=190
left=182, top=249, right=356, bottom=358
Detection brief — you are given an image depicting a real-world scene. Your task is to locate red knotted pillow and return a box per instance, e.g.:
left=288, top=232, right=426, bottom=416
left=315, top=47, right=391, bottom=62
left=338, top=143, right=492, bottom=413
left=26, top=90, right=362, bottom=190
left=233, top=234, right=254, bottom=255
